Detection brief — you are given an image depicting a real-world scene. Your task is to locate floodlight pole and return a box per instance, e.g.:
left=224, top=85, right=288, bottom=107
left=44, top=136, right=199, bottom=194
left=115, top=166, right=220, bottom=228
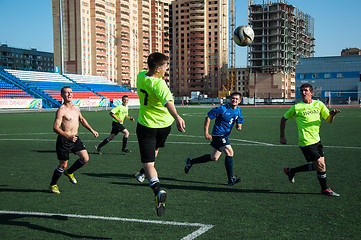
left=59, top=0, right=64, bottom=74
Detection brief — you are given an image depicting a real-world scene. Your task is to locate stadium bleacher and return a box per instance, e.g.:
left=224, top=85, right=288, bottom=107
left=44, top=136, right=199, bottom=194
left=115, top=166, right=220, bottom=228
left=65, top=74, right=138, bottom=100
left=0, top=78, right=34, bottom=99
left=4, top=69, right=101, bottom=101
left=1, top=69, right=138, bottom=107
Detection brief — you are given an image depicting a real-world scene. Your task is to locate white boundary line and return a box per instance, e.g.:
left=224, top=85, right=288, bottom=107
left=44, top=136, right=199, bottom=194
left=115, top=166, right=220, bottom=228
left=0, top=137, right=360, bottom=150
left=0, top=210, right=214, bottom=240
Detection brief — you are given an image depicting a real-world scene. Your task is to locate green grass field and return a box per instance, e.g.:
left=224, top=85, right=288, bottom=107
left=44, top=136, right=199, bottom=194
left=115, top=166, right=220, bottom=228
left=0, top=106, right=360, bottom=239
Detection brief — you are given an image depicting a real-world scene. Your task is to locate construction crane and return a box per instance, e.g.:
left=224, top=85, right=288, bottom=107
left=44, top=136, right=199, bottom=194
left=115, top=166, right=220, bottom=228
left=219, top=0, right=236, bottom=98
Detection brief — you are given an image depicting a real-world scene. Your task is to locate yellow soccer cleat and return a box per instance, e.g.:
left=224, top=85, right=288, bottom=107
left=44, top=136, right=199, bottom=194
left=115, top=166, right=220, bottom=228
left=64, top=171, right=77, bottom=184
left=49, top=184, right=60, bottom=194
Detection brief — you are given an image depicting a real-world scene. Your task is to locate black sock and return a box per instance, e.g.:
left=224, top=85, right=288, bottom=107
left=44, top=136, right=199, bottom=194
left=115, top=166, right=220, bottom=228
left=98, top=138, right=110, bottom=149
left=291, top=163, right=313, bottom=174
left=225, top=156, right=233, bottom=180
left=317, top=171, right=328, bottom=190
left=190, top=154, right=211, bottom=165
left=50, top=166, right=63, bottom=185
left=67, top=159, right=85, bottom=174
left=149, top=177, right=161, bottom=196
left=122, top=136, right=128, bottom=150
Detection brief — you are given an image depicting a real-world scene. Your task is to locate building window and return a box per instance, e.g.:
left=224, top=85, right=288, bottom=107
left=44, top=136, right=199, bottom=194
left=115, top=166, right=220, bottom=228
left=337, top=73, right=343, bottom=78
left=324, top=73, right=331, bottom=78
left=312, top=74, right=318, bottom=79
left=300, top=74, right=305, bottom=79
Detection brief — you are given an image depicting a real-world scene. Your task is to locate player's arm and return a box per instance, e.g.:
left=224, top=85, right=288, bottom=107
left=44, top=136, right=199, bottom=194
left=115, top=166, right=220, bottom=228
left=204, top=116, right=212, bottom=140
left=280, top=116, right=288, bottom=144
left=326, top=109, right=341, bottom=123
left=110, top=111, right=122, bottom=124
left=165, top=100, right=185, bottom=132
left=125, top=115, right=135, bottom=121
left=79, top=111, right=99, bottom=138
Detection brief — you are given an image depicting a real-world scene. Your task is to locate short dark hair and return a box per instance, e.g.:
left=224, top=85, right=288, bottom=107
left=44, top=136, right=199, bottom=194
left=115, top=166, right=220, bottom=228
left=147, top=52, right=169, bottom=71
left=61, top=86, right=71, bottom=94
left=300, top=83, right=313, bottom=92
left=122, top=95, right=129, bottom=100
left=230, top=92, right=242, bottom=99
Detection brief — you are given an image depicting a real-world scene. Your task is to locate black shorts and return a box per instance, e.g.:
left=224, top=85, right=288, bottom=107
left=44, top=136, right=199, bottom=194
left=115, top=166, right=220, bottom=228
left=211, top=136, right=230, bottom=152
left=136, top=123, right=171, bottom=163
left=110, top=121, right=126, bottom=135
left=300, top=141, right=324, bottom=162
left=56, top=135, right=86, bottom=161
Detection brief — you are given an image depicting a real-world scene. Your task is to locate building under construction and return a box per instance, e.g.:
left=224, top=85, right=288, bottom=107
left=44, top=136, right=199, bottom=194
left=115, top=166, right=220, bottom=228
left=247, top=0, right=315, bottom=99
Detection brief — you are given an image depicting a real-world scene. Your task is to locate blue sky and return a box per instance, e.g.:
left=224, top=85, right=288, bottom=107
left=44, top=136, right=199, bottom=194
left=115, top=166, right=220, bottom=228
left=0, top=0, right=360, bottom=68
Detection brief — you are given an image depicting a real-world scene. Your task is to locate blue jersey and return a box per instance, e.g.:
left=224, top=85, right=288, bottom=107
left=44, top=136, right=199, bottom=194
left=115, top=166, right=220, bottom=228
left=208, top=104, right=243, bottom=137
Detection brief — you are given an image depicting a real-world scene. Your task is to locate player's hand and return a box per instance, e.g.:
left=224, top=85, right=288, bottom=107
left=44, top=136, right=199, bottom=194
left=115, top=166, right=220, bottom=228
left=330, top=109, right=341, bottom=116
left=280, top=137, right=287, bottom=144
left=93, top=131, right=99, bottom=138
left=205, top=133, right=212, bottom=141
left=176, top=116, right=186, bottom=132
left=236, top=124, right=242, bottom=131
left=68, top=135, right=78, bottom=143
left=130, top=117, right=135, bottom=122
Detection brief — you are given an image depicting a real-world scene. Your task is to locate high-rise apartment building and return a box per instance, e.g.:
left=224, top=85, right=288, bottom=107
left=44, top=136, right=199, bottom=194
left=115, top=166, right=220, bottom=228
left=247, top=0, right=314, bottom=98
left=171, top=0, right=228, bottom=98
left=52, top=0, right=171, bottom=89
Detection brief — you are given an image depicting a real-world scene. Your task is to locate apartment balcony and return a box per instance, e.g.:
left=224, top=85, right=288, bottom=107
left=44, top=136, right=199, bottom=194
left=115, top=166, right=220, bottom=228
left=189, top=69, right=205, bottom=74
left=96, top=65, right=106, bottom=70
left=95, top=1, right=105, bottom=8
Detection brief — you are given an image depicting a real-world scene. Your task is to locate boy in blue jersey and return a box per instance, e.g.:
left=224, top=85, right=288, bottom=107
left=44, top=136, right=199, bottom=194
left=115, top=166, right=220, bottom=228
left=185, top=92, right=243, bottom=185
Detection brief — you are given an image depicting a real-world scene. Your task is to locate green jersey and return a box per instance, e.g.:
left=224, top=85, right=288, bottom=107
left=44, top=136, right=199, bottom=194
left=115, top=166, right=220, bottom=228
left=111, top=104, right=128, bottom=123
left=283, top=100, right=330, bottom=146
left=136, top=70, right=174, bottom=128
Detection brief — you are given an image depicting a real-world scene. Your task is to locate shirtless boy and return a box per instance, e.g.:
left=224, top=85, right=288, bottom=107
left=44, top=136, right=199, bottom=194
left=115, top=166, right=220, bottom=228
left=49, top=86, right=99, bottom=194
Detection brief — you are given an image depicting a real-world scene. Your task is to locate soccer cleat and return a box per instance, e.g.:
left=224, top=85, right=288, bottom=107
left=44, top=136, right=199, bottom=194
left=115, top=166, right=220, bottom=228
left=64, top=170, right=77, bottom=184
left=321, top=188, right=340, bottom=197
left=228, top=176, right=243, bottom=186
left=184, top=157, right=192, bottom=174
left=95, top=145, right=102, bottom=155
left=49, top=184, right=60, bottom=194
left=155, top=190, right=167, bottom=217
left=122, top=148, right=131, bottom=153
left=134, top=171, right=145, bottom=183
left=284, top=168, right=295, bottom=183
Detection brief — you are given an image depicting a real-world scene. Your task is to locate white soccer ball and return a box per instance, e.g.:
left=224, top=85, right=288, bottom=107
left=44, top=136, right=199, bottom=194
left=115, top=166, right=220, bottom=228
left=234, top=25, right=254, bottom=46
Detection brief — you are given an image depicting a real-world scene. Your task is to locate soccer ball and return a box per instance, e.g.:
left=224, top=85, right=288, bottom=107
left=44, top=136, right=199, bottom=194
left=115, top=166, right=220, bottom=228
left=233, top=25, right=254, bottom=46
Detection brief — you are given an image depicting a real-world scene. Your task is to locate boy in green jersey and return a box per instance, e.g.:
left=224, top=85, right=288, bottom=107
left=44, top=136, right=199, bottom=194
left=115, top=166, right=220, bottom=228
left=95, top=95, right=135, bottom=154
left=280, top=84, right=341, bottom=197
left=135, top=52, right=185, bottom=216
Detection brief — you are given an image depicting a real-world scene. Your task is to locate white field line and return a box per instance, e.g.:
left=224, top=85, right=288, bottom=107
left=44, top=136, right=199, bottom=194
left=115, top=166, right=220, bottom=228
left=0, top=210, right=213, bottom=240
left=0, top=135, right=360, bottom=150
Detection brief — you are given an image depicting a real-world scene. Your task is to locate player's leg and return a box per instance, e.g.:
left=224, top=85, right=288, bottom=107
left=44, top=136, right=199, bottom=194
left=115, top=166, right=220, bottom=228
left=315, top=156, right=339, bottom=197
left=50, top=159, right=68, bottom=194
left=121, top=129, right=131, bottom=153
left=136, top=123, right=168, bottom=216
left=96, top=132, right=116, bottom=154
left=50, top=136, right=70, bottom=194
left=223, top=145, right=242, bottom=185
left=284, top=144, right=317, bottom=183
left=185, top=137, right=222, bottom=174
left=64, top=146, right=89, bottom=184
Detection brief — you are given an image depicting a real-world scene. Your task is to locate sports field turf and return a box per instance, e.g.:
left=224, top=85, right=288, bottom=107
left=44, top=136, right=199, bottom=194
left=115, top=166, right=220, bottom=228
left=0, top=106, right=360, bottom=239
